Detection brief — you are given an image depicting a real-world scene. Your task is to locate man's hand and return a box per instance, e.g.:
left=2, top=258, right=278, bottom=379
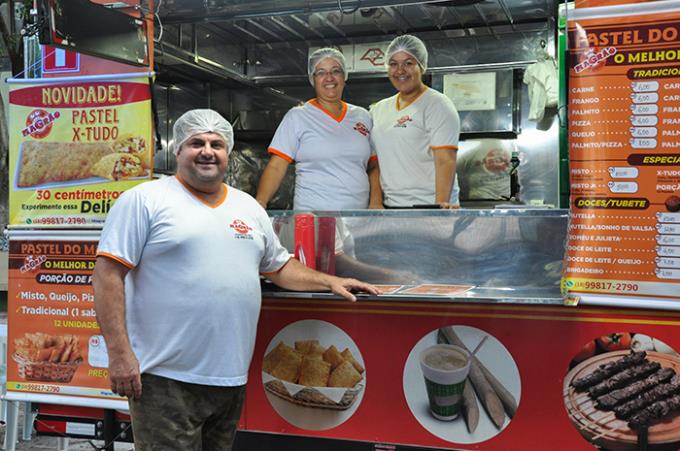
left=108, top=348, right=142, bottom=399
left=328, top=277, right=382, bottom=302
left=266, top=258, right=381, bottom=301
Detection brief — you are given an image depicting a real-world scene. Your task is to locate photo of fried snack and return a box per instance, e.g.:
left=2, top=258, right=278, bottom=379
left=262, top=336, right=365, bottom=412
left=261, top=320, right=366, bottom=430
left=13, top=332, right=83, bottom=383
left=17, top=141, right=113, bottom=187
left=113, top=134, right=150, bottom=168
left=91, top=153, right=145, bottom=181
left=264, top=339, right=365, bottom=390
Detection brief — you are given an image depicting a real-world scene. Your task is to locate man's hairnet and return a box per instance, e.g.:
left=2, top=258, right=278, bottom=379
left=308, top=47, right=348, bottom=86
left=385, top=35, right=428, bottom=72
left=172, top=109, right=234, bottom=155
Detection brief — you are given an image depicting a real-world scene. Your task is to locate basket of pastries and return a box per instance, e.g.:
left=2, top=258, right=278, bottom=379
left=262, top=340, right=365, bottom=410
left=13, top=333, right=83, bottom=383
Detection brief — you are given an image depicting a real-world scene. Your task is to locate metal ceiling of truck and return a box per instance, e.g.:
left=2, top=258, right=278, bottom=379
left=158, top=0, right=555, bottom=45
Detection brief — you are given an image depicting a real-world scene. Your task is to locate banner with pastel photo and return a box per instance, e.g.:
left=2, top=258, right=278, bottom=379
left=8, top=73, right=153, bottom=227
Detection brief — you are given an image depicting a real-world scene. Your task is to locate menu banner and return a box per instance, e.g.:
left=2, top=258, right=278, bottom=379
left=245, top=297, right=680, bottom=450
left=8, top=74, right=153, bottom=226
left=6, top=232, right=126, bottom=408
left=562, top=2, right=680, bottom=302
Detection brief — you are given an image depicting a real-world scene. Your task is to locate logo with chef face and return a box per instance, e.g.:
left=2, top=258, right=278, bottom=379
left=354, top=122, right=369, bottom=136
left=230, top=219, right=254, bottom=240
left=394, top=115, right=412, bottom=128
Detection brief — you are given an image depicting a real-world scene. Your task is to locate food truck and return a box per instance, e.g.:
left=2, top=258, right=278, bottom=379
left=4, top=0, right=680, bottom=450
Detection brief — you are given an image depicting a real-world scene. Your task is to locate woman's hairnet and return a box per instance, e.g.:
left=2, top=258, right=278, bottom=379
left=386, top=35, right=428, bottom=72
left=172, top=109, right=234, bottom=154
left=308, top=47, right=348, bottom=86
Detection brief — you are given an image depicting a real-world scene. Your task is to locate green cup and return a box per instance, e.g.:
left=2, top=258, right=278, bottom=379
left=419, top=344, right=471, bottom=421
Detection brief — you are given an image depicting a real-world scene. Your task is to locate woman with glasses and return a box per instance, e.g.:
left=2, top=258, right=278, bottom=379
left=256, top=48, right=378, bottom=210
left=369, top=35, right=461, bottom=209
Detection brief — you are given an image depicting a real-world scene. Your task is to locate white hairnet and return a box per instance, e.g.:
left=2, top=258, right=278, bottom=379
left=172, top=109, right=234, bottom=155
left=386, top=35, right=428, bottom=72
left=308, top=47, right=348, bottom=86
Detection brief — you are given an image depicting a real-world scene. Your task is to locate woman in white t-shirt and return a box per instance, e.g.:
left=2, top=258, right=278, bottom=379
left=256, top=48, right=378, bottom=211
left=369, top=35, right=461, bottom=209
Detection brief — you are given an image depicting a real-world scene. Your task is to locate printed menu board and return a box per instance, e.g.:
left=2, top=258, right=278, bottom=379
left=562, top=3, right=680, bottom=301
left=6, top=233, right=126, bottom=408
left=7, top=75, right=153, bottom=226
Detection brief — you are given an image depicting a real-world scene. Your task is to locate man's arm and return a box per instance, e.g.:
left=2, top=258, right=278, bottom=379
left=265, top=258, right=381, bottom=301
left=92, top=256, right=142, bottom=399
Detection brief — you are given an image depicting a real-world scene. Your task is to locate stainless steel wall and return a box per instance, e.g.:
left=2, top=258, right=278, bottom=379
left=153, top=22, right=560, bottom=206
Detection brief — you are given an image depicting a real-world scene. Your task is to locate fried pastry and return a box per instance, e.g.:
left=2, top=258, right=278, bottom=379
left=323, top=345, right=345, bottom=370
left=328, top=360, right=363, bottom=388
left=91, top=153, right=144, bottom=181
left=113, top=134, right=150, bottom=168
left=263, top=341, right=292, bottom=373
left=295, top=340, right=320, bottom=355
left=270, top=348, right=303, bottom=383
left=306, top=343, right=326, bottom=360
left=17, top=141, right=113, bottom=187
left=341, top=348, right=365, bottom=374
left=298, top=356, right=331, bottom=387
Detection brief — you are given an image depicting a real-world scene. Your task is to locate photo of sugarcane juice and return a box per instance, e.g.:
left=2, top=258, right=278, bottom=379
left=419, top=344, right=472, bottom=421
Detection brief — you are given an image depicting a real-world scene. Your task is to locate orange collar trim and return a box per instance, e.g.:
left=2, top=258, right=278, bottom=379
left=309, top=98, right=348, bottom=123
left=175, top=175, right=228, bottom=208
left=396, top=87, right=428, bottom=112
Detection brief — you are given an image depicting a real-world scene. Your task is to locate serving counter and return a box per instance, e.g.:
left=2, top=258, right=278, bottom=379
left=237, top=208, right=680, bottom=451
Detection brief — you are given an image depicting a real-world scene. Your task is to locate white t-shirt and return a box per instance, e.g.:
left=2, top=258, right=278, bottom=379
left=370, top=88, right=461, bottom=207
left=269, top=99, right=376, bottom=210
left=97, top=176, right=290, bottom=387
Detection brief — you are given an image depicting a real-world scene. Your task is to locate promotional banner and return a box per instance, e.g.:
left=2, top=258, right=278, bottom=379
left=562, top=1, right=680, bottom=303
left=6, top=232, right=126, bottom=409
left=244, top=297, right=680, bottom=450
left=8, top=74, right=153, bottom=226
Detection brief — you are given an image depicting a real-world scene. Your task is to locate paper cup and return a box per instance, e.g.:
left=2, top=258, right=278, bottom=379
left=419, top=344, right=471, bottom=421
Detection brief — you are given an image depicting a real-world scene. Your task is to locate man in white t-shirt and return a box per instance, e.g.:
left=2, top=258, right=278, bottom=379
left=92, top=109, right=378, bottom=451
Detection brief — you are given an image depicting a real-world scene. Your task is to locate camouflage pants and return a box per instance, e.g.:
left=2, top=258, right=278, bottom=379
left=128, top=373, right=246, bottom=451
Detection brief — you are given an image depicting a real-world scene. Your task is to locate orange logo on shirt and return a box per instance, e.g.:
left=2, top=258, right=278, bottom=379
left=230, top=219, right=252, bottom=234
left=394, top=115, right=412, bottom=128
left=354, top=122, right=369, bottom=136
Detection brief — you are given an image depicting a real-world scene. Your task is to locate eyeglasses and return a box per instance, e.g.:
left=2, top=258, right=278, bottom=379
left=314, top=68, right=344, bottom=78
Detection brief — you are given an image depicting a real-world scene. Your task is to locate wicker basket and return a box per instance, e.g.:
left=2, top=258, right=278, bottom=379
left=13, top=353, right=82, bottom=383
left=264, top=379, right=362, bottom=410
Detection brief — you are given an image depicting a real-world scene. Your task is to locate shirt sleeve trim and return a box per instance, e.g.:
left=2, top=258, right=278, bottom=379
left=268, top=147, right=295, bottom=164
left=368, top=155, right=378, bottom=161
left=260, top=256, right=293, bottom=277
left=431, top=145, right=458, bottom=151
left=96, top=252, right=135, bottom=269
